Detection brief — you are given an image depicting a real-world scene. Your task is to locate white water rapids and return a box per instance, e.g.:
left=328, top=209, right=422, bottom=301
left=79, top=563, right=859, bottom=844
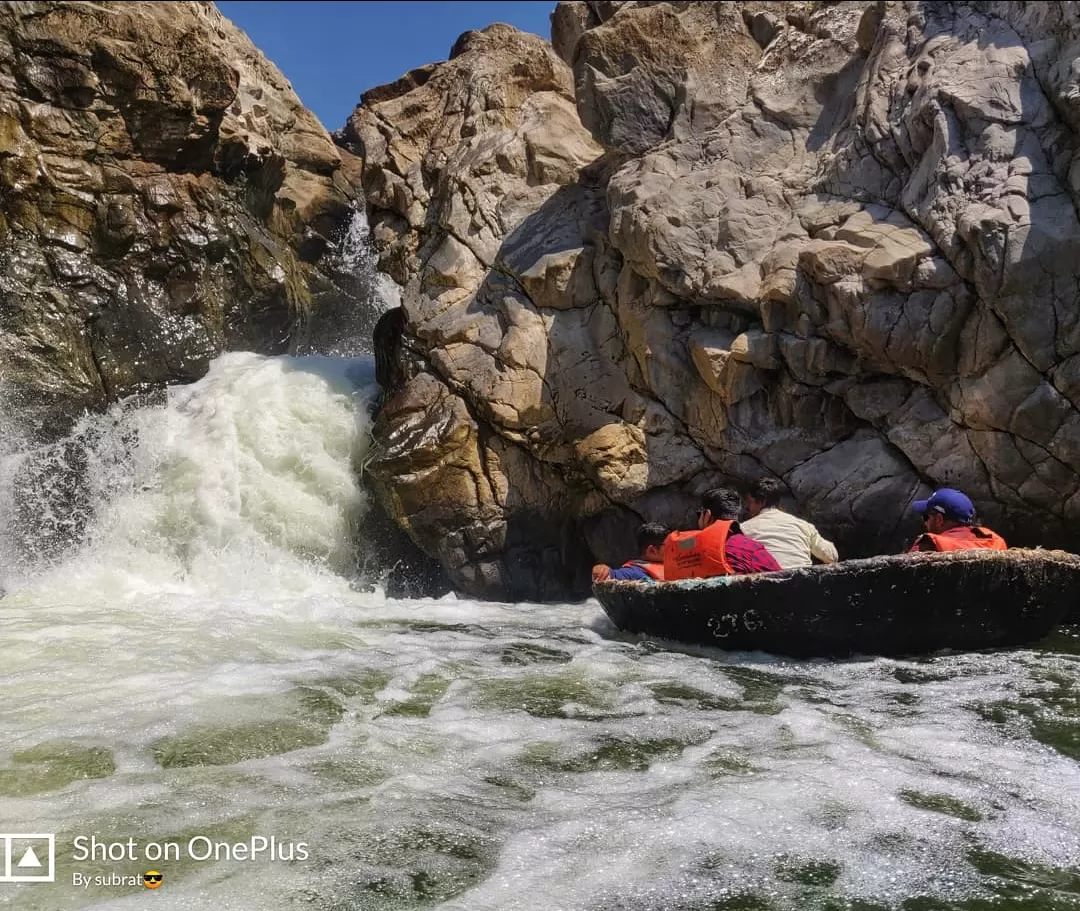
left=0, top=352, right=1079, bottom=911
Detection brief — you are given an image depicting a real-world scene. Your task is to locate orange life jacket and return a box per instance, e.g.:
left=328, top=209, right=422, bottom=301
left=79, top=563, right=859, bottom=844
left=622, top=559, right=665, bottom=581
left=663, top=521, right=735, bottom=580
left=911, top=525, right=1008, bottom=553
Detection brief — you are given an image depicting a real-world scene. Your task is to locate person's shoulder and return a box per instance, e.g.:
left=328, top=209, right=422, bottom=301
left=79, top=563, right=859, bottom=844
left=738, top=511, right=770, bottom=530
left=727, top=531, right=766, bottom=550
left=910, top=533, right=937, bottom=552
left=745, top=508, right=794, bottom=528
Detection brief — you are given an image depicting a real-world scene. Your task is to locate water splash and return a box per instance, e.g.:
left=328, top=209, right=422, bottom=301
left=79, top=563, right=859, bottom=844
left=300, top=209, right=401, bottom=357
left=2, top=353, right=376, bottom=598
left=0, top=379, right=27, bottom=586
left=339, top=208, right=402, bottom=310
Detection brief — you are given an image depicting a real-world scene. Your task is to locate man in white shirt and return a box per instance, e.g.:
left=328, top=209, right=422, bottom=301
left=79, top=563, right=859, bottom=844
left=739, top=478, right=838, bottom=569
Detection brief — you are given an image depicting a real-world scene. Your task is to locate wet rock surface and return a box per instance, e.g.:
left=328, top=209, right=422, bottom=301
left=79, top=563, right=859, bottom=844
left=0, top=0, right=362, bottom=417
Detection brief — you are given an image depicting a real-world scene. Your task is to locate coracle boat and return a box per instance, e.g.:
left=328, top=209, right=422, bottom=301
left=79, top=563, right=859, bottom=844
left=593, top=549, right=1080, bottom=658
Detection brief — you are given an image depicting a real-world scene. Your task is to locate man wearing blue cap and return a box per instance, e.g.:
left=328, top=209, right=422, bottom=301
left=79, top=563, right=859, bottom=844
left=908, top=488, right=1007, bottom=552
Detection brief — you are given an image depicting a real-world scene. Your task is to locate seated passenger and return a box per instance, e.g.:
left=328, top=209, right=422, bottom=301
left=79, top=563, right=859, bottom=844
left=908, top=488, right=1007, bottom=552
left=664, top=488, right=782, bottom=580
left=592, top=522, right=670, bottom=583
left=740, top=477, right=838, bottom=569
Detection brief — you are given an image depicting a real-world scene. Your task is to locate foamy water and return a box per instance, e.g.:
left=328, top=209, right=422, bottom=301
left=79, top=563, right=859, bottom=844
left=0, top=354, right=1078, bottom=911
left=3, top=353, right=372, bottom=598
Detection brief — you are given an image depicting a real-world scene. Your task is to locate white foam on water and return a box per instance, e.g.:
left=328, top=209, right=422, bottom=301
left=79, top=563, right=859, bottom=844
left=2, top=591, right=1079, bottom=911
left=1, top=357, right=1079, bottom=910
left=5, top=352, right=375, bottom=600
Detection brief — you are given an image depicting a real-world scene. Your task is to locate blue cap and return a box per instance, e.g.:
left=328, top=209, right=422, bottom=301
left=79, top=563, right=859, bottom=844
left=912, top=488, right=975, bottom=524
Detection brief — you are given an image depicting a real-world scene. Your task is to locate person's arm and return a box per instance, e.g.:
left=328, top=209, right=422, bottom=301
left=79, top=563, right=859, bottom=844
left=808, top=525, right=838, bottom=563
left=748, top=541, right=782, bottom=573
left=609, top=564, right=651, bottom=582
left=725, top=535, right=782, bottom=574
left=592, top=563, right=651, bottom=583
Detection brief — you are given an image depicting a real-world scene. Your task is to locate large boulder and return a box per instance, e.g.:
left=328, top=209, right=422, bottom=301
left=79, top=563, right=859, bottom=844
left=0, top=0, right=362, bottom=415
left=357, top=2, right=1080, bottom=600
left=338, top=23, right=607, bottom=598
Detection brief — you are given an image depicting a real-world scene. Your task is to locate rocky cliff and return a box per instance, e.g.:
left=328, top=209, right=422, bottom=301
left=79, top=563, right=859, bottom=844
left=355, top=1, right=1080, bottom=600
left=0, top=0, right=361, bottom=418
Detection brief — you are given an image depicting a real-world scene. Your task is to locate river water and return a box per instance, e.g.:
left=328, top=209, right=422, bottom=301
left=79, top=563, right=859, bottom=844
left=1, top=352, right=1078, bottom=911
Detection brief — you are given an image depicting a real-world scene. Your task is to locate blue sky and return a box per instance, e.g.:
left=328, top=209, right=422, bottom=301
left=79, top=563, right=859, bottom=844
left=217, top=1, right=558, bottom=130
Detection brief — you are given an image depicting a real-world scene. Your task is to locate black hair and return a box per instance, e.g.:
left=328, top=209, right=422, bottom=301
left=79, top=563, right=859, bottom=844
left=636, top=522, right=670, bottom=551
left=748, top=477, right=785, bottom=507
left=701, top=487, right=742, bottom=521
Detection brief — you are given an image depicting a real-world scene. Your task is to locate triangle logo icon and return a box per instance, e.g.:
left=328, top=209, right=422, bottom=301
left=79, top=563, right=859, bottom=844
left=16, top=846, right=42, bottom=868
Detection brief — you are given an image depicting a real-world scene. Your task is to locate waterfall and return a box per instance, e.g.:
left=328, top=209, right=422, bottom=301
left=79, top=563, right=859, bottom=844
left=298, top=208, right=402, bottom=357
left=1, top=353, right=377, bottom=597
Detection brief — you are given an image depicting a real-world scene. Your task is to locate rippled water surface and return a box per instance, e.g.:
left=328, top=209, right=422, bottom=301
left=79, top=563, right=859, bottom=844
left=2, top=593, right=1079, bottom=911
left=1, top=355, right=1078, bottom=910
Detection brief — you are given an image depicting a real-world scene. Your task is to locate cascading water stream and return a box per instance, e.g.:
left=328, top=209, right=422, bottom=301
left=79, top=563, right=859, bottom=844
left=297, top=208, right=401, bottom=358
left=1, top=353, right=376, bottom=598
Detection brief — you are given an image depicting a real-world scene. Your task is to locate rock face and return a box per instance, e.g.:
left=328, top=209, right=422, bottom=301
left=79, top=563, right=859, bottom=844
left=338, top=24, right=606, bottom=598
left=0, top=0, right=361, bottom=415
left=355, top=2, right=1080, bottom=600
